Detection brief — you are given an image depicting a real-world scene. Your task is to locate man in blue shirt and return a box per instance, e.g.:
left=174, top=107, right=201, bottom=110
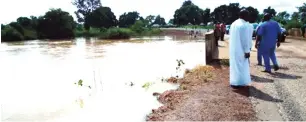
left=255, top=18, right=267, bottom=66
left=255, top=13, right=281, bottom=73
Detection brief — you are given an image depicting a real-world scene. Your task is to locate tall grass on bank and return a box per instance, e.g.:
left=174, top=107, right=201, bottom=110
left=75, top=27, right=162, bottom=39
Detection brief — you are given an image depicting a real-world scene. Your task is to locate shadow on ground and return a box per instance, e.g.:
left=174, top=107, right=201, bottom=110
left=270, top=72, right=302, bottom=80
left=233, top=86, right=283, bottom=103
left=251, top=75, right=274, bottom=83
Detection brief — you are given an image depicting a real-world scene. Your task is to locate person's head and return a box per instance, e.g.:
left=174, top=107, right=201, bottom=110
left=263, top=13, right=272, bottom=21
left=239, top=9, right=249, bottom=21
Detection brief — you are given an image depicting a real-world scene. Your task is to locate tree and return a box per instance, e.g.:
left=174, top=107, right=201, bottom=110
left=118, top=11, right=140, bottom=27
left=263, top=6, right=277, bottom=17
left=274, top=11, right=290, bottom=25
left=245, top=6, right=259, bottom=23
left=173, top=0, right=204, bottom=25
left=87, top=7, right=118, bottom=28
left=168, top=19, right=174, bottom=24
left=153, top=15, right=166, bottom=25
left=9, top=22, right=24, bottom=35
left=130, top=20, right=145, bottom=33
left=201, top=8, right=210, bottom=25
left=145, top=15, right=155, bottom=25
left=72, top=0, right=102, bottom=30
left=292, top=12, right=300, bottom=20
left=37, top=9, right=76, bottom=39
left=227, top=3, right=241, bottom=24
left=17, top=17, right=32, bottom=28
left=212, top=5, right=228, bottom=24
left=1, top=25, right=24, bottom=41
left=297, top=3, right=306, bottom=24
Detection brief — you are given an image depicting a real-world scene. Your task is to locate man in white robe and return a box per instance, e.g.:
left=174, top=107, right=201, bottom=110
left=229, top=9, right=251, bottom=88
left=247, top=22, right=253, bottom=51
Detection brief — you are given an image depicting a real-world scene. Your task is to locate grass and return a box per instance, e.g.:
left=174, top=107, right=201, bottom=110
left=75, top=27, right=163, bottom=39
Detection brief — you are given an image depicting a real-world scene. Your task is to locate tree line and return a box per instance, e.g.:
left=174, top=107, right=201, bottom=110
left=172, top=1, right=306, bottom=27
left=1, top=0, right=306, bottom=42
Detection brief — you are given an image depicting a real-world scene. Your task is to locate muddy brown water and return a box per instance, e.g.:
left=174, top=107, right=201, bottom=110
left=0, top=36, right=206, bottom=122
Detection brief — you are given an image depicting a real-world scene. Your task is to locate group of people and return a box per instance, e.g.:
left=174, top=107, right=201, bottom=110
left=214, top=22, right=226, bottom=46
left=228, top=10, right=282, bottom=89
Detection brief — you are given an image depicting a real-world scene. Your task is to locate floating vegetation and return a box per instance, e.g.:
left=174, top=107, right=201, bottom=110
left=142, top=82, right=154, bottom=90
left=74, top=79, right=91, bottom=89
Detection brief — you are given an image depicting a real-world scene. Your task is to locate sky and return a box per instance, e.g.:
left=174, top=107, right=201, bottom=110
left=0, top=0, right=304, bottom=24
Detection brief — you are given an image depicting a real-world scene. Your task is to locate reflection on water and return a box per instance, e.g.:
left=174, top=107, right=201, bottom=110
left=0, top=36, right=206, bottom=122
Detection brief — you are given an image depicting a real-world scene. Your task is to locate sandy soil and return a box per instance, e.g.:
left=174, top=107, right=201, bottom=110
left=146, top=61, right=257, bottom=121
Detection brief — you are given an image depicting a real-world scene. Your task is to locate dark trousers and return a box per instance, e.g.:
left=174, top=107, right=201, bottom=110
left=215, top=36, right=219, bottom=46
left=263, top=47, right=278, bottom=72
left=221, top=32, right=225, bottom=41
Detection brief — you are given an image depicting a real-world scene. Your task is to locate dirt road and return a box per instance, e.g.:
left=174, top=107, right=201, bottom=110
left=147, top=39, right=306, bottom=121
left=249, top=39, right=306, bottom=121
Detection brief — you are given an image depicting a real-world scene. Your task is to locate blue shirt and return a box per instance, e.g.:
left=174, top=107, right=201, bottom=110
left=257, top=20, right=281, bottom=49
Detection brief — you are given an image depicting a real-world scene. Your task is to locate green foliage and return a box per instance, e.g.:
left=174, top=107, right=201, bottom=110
left=145, top=15, right=156, bottom=26
left=130, top=20, right=145, bottom=33
left=99, top=28, right=134, bottom=39
left=1, top=25, right=24, bottom=41
left=263, top=6, right=277, bottom=16
left=75, top=28, right=102, bottom=37
left=211, top=3, right=241, bottom=24
left=142, top=82, right=153, bottom=90
left=87, top=7, right=118, bottom=28
left=174, top=0, right=209, bottom=25
left=72, top=0, right=102, bottom=30
left=37, top=8, right=76, bottom=39
left=153, top=15, right=166, bottom=25
left=274, top=11, right=290, bottom=25
left=245, top=6, right=259, bottom=23
left=118, top=12, right=140, bottom=27
left=285, top=20, right=303, bottom=30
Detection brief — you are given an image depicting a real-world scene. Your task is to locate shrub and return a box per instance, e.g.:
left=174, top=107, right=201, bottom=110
left=1, top=25, right=24, bottom=41
left=285, top=20, right=302, bottom=30
left=99, top=28, right=134, bottom=39
left=130, top=20, right=145, bottom=34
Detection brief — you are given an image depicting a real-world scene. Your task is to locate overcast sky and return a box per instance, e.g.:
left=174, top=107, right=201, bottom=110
left=0, top=0, right=304, bottom=24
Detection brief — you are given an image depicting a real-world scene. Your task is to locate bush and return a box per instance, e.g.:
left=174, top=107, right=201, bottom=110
left=75, top=28, right=102, bottom=37
left=130, top=20, right=145, bottom=34
left=99, top=28, right=134, bottom=39
left=1, top=25, right=24, bottom=41
left=285, top=20, right=303, bottom=30
left=23, top=29, right=38, bottom=40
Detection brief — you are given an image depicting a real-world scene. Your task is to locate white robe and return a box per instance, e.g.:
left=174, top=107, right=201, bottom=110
left=247, top=22, right=253, bottom=50
left=229, top=19, right=251, bottom=86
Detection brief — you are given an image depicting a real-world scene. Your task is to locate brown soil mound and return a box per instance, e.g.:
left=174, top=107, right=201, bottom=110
left=147, top=64, right=256, bottom=121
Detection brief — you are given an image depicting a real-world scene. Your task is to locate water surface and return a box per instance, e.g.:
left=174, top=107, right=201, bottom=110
left=0, top=36, right=206, bottom=122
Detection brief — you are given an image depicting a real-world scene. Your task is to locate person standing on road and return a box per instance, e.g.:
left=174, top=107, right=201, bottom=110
left=255, top=18, right=268, bottom=66
left=220, top=22, right=226, bottom=41
left=256, top=13, right=281, bottom=73
left=229, top=9, right=251, bottom=89
left=214, top=23, right=221, bottom=46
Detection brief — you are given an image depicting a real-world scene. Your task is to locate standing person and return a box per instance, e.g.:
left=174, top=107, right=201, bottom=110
left=256, top=13, right=281, bottom=73
left=255, top=18, right=267, bottom=66
left=214, top=23, right=221, bottom=46
left=247, top=19, right=254, bottom=51
left=220, top=23, right=226, bottom=41
left=229, top=9, right=251, bottom=88
left=301, top=24, right=306, bottom=38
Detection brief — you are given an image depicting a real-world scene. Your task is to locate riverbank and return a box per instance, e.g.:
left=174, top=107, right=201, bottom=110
left=147, top=60, right=256, bottom=121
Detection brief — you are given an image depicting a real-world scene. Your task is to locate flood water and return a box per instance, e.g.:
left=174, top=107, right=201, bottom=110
left=0, top=36, right=206, bottom=122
